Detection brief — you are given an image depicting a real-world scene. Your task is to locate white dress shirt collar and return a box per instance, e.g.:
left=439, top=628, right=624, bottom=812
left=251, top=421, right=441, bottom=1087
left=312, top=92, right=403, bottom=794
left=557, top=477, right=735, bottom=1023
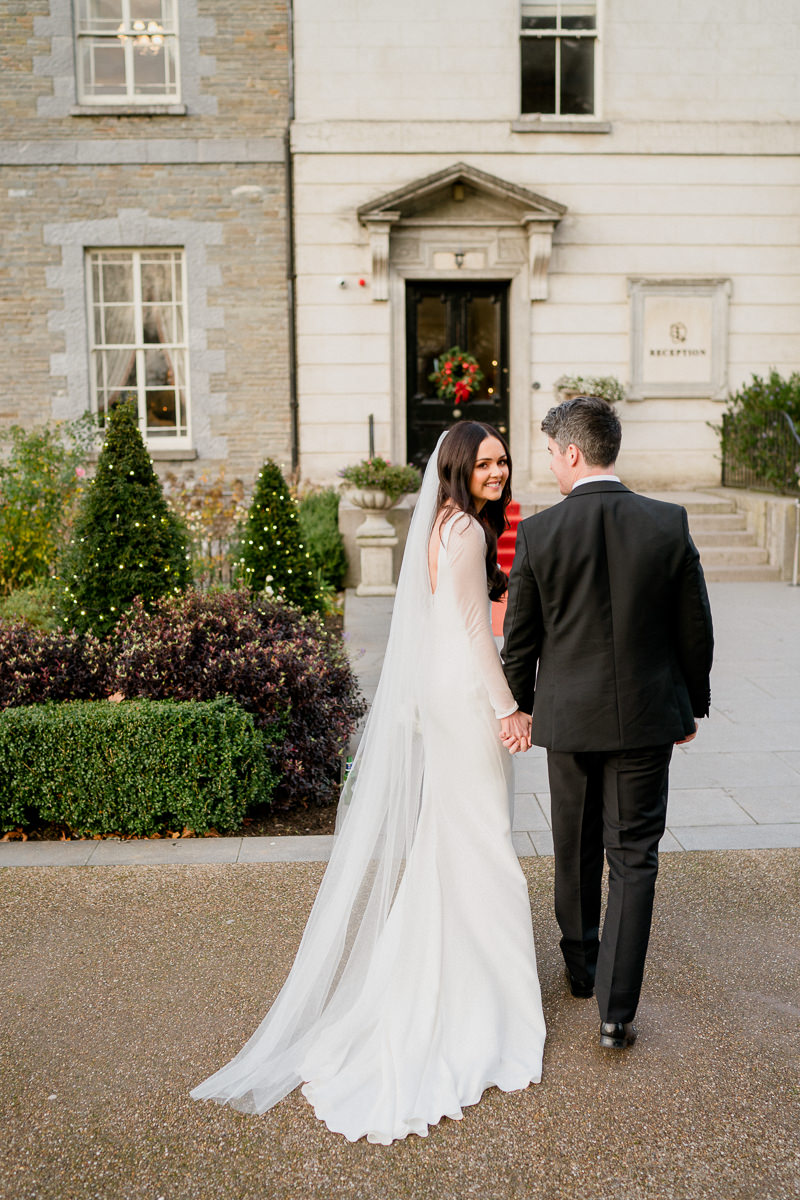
left=571, top=474, right=621, bottom=490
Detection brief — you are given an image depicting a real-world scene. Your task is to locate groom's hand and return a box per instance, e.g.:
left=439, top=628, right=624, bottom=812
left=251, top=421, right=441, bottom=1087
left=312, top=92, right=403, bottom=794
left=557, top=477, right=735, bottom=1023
left=500, top=711, right=532, bottom=755
left=675, top=720, right=698, bottom=746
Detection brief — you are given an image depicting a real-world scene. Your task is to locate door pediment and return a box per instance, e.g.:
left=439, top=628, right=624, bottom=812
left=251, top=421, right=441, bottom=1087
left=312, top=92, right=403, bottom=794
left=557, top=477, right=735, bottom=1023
left=357, top=161, right=566, bottom=225
left=357, top=163, right=566, bottom=301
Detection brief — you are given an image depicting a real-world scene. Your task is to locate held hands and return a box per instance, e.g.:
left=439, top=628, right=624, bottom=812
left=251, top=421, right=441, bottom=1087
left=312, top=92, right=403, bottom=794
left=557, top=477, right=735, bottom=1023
left=500, top=711, right=532, bottom=755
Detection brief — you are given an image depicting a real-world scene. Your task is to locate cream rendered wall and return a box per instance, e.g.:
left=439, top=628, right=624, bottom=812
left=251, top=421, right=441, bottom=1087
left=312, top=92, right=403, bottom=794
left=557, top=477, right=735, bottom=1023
left=292, top=0, right=800, bottom=488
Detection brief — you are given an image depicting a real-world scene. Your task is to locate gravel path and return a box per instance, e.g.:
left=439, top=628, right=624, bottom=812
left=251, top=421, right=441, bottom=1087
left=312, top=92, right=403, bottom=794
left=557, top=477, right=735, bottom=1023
left=2, top=850, right=798, bottom=1200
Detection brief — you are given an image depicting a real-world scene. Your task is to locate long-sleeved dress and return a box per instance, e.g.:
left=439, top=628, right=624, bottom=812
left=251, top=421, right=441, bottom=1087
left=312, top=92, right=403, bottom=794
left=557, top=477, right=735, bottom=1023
left=191, top=510, right=546, bottom=1144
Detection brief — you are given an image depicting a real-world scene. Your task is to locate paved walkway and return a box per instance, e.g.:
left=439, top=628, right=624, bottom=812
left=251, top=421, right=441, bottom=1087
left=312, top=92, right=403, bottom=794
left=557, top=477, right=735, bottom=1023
left=1, top=580, right=799, bottom=869
left=346, top=581, right=800, bottom=858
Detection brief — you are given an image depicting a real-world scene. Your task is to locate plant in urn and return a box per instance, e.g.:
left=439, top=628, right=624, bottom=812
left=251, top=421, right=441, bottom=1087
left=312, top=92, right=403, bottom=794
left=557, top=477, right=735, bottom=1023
left=339, top=456, right=421, bottom=595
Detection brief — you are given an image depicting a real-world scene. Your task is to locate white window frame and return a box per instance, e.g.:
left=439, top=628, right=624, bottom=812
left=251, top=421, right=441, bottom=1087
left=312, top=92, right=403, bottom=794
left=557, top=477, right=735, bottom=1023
left=86, top=248, right=192, bottom=448
left=76, top=0, right=181, bottom=106
left=519, top=0, right=602, bottom=120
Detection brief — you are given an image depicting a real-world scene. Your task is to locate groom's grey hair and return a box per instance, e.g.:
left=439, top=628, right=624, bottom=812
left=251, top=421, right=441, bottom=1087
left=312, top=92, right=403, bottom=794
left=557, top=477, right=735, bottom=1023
left=541, top=395, right=622, bottom=467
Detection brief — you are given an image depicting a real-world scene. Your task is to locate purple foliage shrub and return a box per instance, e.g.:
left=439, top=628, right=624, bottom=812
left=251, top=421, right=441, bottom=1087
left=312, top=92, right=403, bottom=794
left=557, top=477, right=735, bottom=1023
left=0, top=623, right=109, bottom=709
left=108, top=589, right=366, bottom=807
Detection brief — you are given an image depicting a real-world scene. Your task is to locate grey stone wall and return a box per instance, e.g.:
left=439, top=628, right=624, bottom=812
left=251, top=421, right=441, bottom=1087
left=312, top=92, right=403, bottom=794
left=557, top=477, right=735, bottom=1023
left=0, top=0, right=292, bottom=489
left=3, top=0, right=289, bottom=139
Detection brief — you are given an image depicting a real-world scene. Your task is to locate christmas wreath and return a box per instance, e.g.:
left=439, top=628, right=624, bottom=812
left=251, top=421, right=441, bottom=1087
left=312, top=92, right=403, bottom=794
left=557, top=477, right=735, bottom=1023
left=429, top=347, right=484, bottom=406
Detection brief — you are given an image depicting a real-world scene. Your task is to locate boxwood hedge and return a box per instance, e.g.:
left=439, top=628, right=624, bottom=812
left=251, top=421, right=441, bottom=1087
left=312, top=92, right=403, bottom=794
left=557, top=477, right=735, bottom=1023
left=0, top=697, right=275, bottom=838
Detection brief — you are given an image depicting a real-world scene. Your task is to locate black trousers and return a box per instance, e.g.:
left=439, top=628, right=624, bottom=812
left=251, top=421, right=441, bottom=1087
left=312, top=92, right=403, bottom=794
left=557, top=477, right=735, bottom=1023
left=547, top=743, right=673, bottom=1024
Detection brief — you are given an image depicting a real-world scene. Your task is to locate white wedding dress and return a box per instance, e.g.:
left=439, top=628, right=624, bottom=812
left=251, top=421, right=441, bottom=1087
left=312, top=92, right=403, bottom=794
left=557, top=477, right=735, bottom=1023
left=191, top=447, right=545, bottom=1144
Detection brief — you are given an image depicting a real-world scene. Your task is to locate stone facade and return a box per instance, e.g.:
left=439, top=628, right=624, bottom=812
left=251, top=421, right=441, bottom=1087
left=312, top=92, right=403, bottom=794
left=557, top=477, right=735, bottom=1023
left=1, top=0, right=292, bottom=487
left=290, top=0, right=800, bottom=490
left=3, top=2, right=799, bottom=494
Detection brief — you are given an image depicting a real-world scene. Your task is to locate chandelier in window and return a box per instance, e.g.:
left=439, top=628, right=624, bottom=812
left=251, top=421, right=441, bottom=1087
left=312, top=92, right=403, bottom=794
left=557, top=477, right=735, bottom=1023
left=116, top=20, right=165, bottom=54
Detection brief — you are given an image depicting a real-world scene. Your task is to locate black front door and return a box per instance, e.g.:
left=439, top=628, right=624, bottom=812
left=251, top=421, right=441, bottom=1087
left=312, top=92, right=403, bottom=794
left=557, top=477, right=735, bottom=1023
left=405, top=281, right=510, bottom=471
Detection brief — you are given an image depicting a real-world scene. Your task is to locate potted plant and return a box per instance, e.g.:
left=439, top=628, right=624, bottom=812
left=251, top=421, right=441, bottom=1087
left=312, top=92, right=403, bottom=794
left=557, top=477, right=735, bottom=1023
left=554, top=374, right=625, bottom=406
left=338, top=456, right=421, bottom=513
left=338, top=457, right=421, bottom=597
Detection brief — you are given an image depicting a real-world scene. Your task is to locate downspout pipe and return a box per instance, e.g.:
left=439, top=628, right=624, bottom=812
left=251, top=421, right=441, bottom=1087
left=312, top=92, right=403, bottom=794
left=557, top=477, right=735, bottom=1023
left=285, top=0, right=299, bottom=475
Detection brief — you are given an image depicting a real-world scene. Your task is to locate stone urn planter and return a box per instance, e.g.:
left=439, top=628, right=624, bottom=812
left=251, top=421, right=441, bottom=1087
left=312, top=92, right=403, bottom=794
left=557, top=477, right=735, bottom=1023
left=339, top=457, right=421, bottom=597
left=342, top=487, right=400, bottom=596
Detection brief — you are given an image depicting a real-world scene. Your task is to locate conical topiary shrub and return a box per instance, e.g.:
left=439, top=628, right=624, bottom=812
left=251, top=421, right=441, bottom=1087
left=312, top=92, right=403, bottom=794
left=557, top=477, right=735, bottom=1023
left=56, top=402, right=189, bottom=637
left=234, top=460, right=321, bottom=613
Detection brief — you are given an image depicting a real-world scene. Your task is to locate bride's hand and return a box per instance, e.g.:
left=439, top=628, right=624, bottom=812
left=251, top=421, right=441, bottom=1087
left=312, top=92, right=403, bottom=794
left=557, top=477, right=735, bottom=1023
left=500, top=711, right=532, bottom=754
left=500, top=729, right=523, bottom=755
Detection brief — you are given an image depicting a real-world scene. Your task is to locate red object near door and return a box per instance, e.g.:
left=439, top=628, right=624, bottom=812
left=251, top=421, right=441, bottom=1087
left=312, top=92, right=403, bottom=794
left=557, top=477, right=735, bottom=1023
left=491, top=500, right=521, bottom=636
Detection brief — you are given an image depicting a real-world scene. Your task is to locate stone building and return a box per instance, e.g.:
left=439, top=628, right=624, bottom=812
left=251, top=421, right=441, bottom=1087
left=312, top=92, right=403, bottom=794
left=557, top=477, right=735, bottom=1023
left=290, top=0, right=800, bottom=490
left=1, top=0, right=293, bottom=487
left=2, top=3, right=799, bottom=496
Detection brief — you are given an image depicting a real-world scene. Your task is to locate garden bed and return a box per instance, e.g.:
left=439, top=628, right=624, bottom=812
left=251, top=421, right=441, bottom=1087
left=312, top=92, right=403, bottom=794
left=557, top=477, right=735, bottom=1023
left=1, top=800, right=338, bottom=843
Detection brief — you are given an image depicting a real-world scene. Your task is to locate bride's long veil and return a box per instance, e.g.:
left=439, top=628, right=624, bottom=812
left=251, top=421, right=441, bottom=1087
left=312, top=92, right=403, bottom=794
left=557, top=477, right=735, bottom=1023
left=191, top=436, right=445, bottom=1113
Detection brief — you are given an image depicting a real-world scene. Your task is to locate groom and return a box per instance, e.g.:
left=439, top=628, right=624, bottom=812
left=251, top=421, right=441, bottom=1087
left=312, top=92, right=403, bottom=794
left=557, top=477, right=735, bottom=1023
left=501, top=396, right=713, bottom=1050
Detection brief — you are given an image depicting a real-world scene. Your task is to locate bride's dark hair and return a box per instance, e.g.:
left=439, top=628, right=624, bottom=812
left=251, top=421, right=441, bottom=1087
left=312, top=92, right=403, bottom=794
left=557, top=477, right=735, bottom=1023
left=435, top=420, right=512, bottom=601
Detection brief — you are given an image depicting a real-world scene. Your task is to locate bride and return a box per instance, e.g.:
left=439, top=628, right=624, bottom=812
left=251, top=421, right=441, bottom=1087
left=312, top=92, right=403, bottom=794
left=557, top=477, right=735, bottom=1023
left=191, top=421, right=546, bottom=1144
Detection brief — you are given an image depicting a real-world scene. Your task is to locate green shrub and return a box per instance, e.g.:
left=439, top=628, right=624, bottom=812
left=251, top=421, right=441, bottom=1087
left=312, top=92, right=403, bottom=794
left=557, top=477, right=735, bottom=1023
left=0, top=697, right=275, bottom=837
left=716, top=370, right=800, bottom=493
left=0, top=581, right=59, bottom=631
left=233, top=460, right=322, bottom=613
left=298, top=487, right=348, bottom=591
left=108, top=589, right=365, bottom=808
left=723, top=369, right=800, bottom=423
left=56, top=401, right=190, bottom=638
left=0, top=414, right=96, bottom=596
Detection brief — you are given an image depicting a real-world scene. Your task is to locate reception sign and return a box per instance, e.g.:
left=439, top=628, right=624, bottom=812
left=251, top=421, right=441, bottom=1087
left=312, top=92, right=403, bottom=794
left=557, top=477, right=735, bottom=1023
left=628, top=278, right=731, bottom=400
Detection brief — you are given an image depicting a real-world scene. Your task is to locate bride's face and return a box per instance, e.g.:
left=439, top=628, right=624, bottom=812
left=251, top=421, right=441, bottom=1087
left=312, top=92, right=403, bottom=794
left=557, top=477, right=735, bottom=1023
left=469, top=436, right=509, bottom=511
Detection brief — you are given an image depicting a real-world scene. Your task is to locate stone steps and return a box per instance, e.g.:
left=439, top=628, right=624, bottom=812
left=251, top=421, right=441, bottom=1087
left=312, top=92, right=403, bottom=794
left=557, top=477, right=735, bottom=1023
left=511, top=489, right=782, bottom=583
left=698, top=544, right=770, bottom=566
left=698, top=562, right=783, bottom=582
left=683, top=494, right=782, bottom=582
left=693, top=529, right=754, bottom=547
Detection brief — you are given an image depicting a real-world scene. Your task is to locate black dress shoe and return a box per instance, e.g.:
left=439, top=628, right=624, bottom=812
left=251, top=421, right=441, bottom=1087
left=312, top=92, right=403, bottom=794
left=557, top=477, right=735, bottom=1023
left=599, top=1021, right=637, bottom=1049
left=564, top=965, right=594, bottom=999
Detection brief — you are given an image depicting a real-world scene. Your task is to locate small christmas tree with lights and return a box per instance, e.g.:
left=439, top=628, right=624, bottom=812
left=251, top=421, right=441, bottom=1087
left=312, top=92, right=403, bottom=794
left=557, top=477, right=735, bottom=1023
left=234, top=460, right=321, bottom=613
left=56, top=402, right=189, bottom=637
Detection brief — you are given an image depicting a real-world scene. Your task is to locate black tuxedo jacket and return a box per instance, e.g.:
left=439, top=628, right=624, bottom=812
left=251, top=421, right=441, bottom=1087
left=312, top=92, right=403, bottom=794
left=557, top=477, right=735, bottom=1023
left=501, top=481, right=714, bottom=752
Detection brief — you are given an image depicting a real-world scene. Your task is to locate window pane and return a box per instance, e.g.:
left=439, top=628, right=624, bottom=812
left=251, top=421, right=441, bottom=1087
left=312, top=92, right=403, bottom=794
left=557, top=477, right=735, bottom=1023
left=100, top=259, right=134, bottom=303
left=78, top=0, right=123, bottom=32
left=133, top=41, right=177, bottom=95
left=97, top=351, right=138, bottom=425
left=140, top=256, right=174, bottom=304
left=142, top=305, right=176, bottom=344
left=81, top=39, right=127, bottom=95
left=109, top=351, right=138, bottom=392
left=466, top=296, right=498, bottom=397
left=415, top=295, right=447, bottom=396
left=521, top=1, right=557, bottom=30
left=130, top=0, right=175, bottom=28
left=521, top=36, right=556, bottom=114
left=146, top=389, right=177, bottom=432
left=561, top=1, right=596, bottom=30
left=99, top=305, right=136, bottom=345
left=94, top=356, right=107, bottom=421
left=144, top=347, right=172, bottom=387
left=560, top=36, right=594, bottom=114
